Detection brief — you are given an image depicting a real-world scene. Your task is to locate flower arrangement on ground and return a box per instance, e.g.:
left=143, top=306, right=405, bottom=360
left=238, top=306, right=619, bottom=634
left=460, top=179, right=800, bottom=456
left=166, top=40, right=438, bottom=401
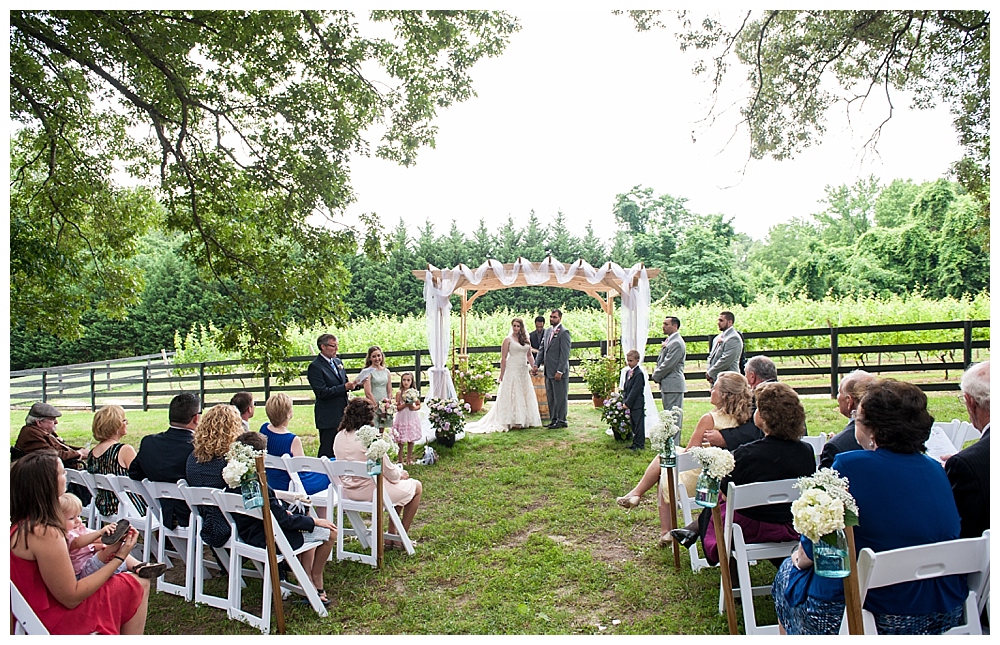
left=426, top=396, right=470, bottom=446
left=374, top=397, right=395, bottom=428
left=601, top=391, right=632, bottom=441
left=452, top=356, right=497, bottom=396
left=402, top=388, right=420, bottom=406
left=791, top=468, right=859, bottom=542
left=581, top=356, right=620, bottom=401
left=222, top=441, right=264, bottom=488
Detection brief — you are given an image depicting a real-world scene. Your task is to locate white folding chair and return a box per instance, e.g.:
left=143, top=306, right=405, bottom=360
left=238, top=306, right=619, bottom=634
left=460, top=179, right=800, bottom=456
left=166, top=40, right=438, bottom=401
left=64, top=469, right=98, bottom=529
left=719, top=478, right=802, bottom=635
left=89, top=472, right=133, bottom=529
left=282, top=455, right=338, bottom=520
left=670, top=450, right=711, bottom=572
left=934, top=419, right=978, bottom=452
left=10, top=580, right=49, bottom=635
left=800, top=433, right=828, bottom=468
left=326, top=460, right=414, bottom=567
left=108, top=475, right=160, bottom=563
left=263, top=454, right=291, bottom=490
left=213, top=490, right=329, bottom=633
left=143, top=479, right=196, bottom=601
left=841, top=530, right=990, bottom=635
left=177, top=482, right=235, bottom=613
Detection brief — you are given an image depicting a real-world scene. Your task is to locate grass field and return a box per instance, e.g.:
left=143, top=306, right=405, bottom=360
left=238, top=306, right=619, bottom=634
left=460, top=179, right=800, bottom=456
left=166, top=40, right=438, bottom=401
left=8, top=393, right=972, bottom=634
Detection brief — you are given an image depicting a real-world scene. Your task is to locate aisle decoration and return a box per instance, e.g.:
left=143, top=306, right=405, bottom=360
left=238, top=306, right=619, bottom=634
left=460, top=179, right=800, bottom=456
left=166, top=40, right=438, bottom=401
left=689, top=446, right=735, bottom=508
left=357, top=424, right=398, bottom=476
left=223, top=440, right=266, bottom=509
left=601, top=391, right=632, bottom=441
left=649, top=406, right=683, bottom=468
left=426, top=397, right=470, bottom=447
left=791, top=468, right=859, bottom=578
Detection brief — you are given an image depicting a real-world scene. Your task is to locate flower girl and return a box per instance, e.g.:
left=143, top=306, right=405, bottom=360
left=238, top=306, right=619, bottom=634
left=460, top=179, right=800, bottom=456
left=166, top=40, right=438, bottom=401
left=392, top=372, right=423, bottom=465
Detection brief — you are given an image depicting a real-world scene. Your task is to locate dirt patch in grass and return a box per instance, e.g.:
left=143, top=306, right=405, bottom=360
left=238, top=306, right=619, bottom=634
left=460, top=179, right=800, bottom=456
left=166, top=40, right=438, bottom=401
left=582, top=530, right=633, bottom=564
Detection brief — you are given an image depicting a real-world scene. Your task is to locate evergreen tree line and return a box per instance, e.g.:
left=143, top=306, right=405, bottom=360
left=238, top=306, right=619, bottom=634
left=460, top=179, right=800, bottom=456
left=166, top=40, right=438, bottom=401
left=11, top=176, right=989, bottom=370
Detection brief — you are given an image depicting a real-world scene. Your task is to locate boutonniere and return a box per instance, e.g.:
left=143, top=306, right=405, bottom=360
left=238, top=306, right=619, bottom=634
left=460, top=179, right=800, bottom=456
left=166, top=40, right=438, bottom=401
left=552, top=327, right=560, bottom=337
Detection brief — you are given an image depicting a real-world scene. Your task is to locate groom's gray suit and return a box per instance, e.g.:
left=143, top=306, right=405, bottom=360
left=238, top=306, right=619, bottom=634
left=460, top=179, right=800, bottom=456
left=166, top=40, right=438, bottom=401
left=534, top=323, right=571, bottom=425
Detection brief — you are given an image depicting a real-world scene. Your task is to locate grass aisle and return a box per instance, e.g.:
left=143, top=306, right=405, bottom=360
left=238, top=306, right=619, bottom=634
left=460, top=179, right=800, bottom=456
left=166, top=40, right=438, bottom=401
left=11, top=393, right=968, bottom=634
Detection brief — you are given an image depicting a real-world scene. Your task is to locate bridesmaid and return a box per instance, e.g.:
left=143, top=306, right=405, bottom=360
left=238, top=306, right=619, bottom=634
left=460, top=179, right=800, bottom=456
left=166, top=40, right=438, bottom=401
left=362, top=345, right=393, bottom=407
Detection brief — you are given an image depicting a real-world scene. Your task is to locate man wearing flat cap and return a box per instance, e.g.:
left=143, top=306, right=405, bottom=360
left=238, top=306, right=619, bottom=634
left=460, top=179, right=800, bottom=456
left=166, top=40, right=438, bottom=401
left=14, top=402, right=89, bottom=466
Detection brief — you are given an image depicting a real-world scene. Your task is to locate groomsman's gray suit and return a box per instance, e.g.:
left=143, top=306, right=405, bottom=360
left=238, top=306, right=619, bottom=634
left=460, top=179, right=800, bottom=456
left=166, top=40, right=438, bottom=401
left=706, top=327, right=743, bottom=383
left=651, top=331, right=686, bottom=435
left=534, top=323, right=571, bottom=426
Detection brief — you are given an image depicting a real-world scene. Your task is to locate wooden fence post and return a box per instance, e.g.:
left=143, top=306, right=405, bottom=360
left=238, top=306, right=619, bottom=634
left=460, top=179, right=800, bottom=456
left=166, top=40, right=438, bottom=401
left=106, top=361, right=111, bottom=391
left=41, top=370, right=48, bottom=402
left=414, top=350, right=422, bottom=394
left=90, top=368, right=96, bottom=411
left=830, top=327, right=839, bottom=398
left=142, top=366, right=149, bottom=412
left=963, top=320, right=973, bottom=368
left=199, top=363, right=206, bottom=408
left=600, top=339, right=607, bottom=357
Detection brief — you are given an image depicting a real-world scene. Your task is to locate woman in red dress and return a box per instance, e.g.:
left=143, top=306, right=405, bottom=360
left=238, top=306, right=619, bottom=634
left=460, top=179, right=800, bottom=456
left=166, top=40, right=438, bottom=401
left=10, top=451, right=150, bottom=634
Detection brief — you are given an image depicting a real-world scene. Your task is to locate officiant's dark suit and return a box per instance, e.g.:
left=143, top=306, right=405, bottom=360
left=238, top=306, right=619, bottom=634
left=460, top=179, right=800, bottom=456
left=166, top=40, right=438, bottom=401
left=308, top=334, right=353, bottom=458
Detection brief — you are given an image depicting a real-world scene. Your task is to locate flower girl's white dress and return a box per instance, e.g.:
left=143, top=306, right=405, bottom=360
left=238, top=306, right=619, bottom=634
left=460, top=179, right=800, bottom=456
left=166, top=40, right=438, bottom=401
left=466, top=336, right=542, bottom=433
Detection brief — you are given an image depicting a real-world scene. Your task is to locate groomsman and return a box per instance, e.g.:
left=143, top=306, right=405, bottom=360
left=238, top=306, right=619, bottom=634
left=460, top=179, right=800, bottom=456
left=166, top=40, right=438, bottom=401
left=308, top=334, right=359, bottom=458
left=706, top=310, right=743, bottom=384
left=533, top=309, right=571, bottom=428
left=529, top=315, right=546, bottom=358
left=650, top=316, right=686, bottom=436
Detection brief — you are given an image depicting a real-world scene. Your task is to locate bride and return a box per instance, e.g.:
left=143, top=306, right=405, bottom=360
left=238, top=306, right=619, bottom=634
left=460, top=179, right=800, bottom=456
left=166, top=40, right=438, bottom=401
left=466, top=318, right=542, bottom=433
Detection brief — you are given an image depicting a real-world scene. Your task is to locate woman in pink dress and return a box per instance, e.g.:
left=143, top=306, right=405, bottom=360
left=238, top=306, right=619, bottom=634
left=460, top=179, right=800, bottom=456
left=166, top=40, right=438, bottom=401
left=392, top=371, right=423, bottom=465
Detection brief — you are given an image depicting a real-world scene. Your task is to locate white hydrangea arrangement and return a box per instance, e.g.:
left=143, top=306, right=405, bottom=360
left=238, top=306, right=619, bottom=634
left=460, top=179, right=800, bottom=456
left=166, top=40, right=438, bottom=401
left=222, top=441, right=264, bottom=488
left=791, top=468, right=859, bottom=542
left=402, top=388, right=420, bottom=405
left=356, top=423, right=398, bottom=462
left=688, top=446, right=736, bottom=480
left=647, top=406, right=683, bottom=453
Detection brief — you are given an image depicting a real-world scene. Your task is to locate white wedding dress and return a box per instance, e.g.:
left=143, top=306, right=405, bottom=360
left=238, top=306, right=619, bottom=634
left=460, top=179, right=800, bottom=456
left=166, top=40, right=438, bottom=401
left=466, top=336, right=542, bottom=433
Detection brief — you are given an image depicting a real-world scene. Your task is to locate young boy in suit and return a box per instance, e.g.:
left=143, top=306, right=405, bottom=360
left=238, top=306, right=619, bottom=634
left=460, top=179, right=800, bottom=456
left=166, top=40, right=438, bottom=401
left=623, top=349, right=646, bottom=450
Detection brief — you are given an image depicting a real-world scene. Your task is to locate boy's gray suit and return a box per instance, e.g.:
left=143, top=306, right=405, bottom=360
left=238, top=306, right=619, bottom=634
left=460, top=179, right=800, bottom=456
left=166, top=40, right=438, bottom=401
left=534, top=324, right=571, bottom=425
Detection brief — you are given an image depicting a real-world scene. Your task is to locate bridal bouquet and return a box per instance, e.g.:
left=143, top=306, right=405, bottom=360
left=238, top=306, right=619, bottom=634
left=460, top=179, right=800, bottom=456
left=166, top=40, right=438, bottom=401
left=648, top=406, right=683, bottom=453
left=601, top=391, right=632, bottom=441
left=222, top=441, right=264, bottom=488
left=791, top=468, right=859, bottom=543
left=374, top=397, right=395, bottom=428
left=688, top=446, right=736, bottom=480
left=402, top=388, right=421, bottom=406
left=356, top=424, right=398, bottom=462
left=426, top=397, right=470, bottom=446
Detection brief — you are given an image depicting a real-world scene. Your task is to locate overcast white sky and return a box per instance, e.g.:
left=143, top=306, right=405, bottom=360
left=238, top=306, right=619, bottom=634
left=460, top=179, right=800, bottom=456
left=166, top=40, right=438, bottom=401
left=342, top=8, right=964, bottom=244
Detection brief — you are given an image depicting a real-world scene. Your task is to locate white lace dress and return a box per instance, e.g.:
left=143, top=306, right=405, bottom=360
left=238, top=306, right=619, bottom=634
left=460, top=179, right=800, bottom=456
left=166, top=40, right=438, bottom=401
left=466, top=336, right=542, bottom=433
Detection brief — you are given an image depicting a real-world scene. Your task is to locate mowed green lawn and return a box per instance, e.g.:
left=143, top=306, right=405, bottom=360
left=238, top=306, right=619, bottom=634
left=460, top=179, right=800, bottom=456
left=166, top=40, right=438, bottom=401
left=8, top=392, right=970, bottom=634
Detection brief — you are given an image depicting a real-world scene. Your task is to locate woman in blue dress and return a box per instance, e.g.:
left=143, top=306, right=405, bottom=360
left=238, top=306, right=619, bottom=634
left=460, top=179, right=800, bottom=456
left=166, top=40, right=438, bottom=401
left=259, top=393, right=331, bottom=497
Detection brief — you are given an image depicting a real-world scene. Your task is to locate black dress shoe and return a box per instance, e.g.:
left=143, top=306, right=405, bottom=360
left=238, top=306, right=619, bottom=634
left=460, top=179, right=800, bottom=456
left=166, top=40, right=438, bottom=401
left=670, top=528, right=699, bottom=549
left=553, top=421, right=568, bottom=428
left=545, top=422, right=558, bottom=428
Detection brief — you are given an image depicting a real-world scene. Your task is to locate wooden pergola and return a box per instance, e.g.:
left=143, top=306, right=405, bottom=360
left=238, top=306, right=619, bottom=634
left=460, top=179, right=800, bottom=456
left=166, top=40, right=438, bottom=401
left=411, top=260, right=660, bottom=356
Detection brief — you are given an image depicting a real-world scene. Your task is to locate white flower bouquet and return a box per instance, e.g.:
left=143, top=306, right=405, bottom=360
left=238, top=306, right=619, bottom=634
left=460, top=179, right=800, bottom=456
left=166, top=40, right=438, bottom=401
left=356, top=424, right=398, bottom=462
left=688, top=446, right=736, bottom=480
left=648, top=406, right=683, bottom=453
left=402, top=388, right=420, bottom=406
left=791, top=468, right=859, bottom=542
left=222, top=441, right=264, bottom=488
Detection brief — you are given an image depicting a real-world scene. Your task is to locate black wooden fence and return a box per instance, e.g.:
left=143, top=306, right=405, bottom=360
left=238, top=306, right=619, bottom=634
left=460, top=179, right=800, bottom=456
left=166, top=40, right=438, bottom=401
left=8, top=320, right=989, bottom=411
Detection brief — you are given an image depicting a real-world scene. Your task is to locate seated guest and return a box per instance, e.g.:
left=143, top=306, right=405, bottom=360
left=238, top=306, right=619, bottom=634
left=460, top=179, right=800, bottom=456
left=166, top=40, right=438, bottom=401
left=185, top=404, right=241, bottom=549
left=15, top=401, right=89, bottom=466
left=773, top=380, right=968, bottom=635
left=86, top=405, right=146, bottom=517
left=232, top=433, right=336, bottom=606
left=819, top=370, right=876, bottom=469
left=334, top=398, right=423, bottom=538
left=10, top=451, right=151, bottom=634
left=230, top=391, right=256, bottom=432
left=671, top=382, right=816, bottom=562
left=701, top=355, right=781, bottom=450
left=259, top=393, right=332, bottom=496
left=129, top=392, right=200, bottom=529
left=615, top=371, right=754, bottom=547
left=946, top=360, right=989, bottom=539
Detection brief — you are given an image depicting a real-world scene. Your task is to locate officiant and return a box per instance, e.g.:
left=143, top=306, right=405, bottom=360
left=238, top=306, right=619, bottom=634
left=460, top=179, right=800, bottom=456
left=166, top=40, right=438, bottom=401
left=308, top=333, right=359, bottom=458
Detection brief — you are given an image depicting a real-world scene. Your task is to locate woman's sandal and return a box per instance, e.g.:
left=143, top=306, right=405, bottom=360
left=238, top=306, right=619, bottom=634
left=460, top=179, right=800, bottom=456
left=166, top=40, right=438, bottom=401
left=616, top=495, right=640, bottom=510
left=101, top=519, right=131, bottom=545
left=130, top=562, right=168, bottom=579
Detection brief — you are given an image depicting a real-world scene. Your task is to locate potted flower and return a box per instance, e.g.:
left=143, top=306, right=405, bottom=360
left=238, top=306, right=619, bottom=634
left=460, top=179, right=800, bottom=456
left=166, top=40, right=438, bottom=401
left=580, top=356, right=620, bottom=407
left=426, top=396, right=471, bottom=447
left=601, top=391, right=632, bottom=441
left=452, top=356, right=496, bottom=413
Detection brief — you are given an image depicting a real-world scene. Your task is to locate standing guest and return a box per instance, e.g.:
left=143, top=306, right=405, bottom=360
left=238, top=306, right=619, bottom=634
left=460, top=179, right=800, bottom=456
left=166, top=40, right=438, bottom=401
left=128, top=392, right=200, bottom=529
left=10, top=451, right=151, bottom=634
left=86, top=405, right=146, bottom=517
left=392, top=372, right=423, bottom=465
left=533, top=308, right=572, bottom=429
left=623, top=350, right=647, bottom=451
left=334, top=398, right=423, bottom=538
left=819, top=370, right=877, bottom=469
left=15, top=401, right=89, bottom=466
left=259, top=393, right=331, bottom=497
left=945, top=360, right=989, bottom=539
left=230, top=392, right=255, bottom=432
left=773, top=380, right=968, bottom=635
left=362, top=345, right=393, bottom=406
left=307, top=334, right=359, bottom=459
left=528, top=315, right=546, bottom=357
left=706, top=311, right=743, bottom=384
left=184, top=404, right=242, bottom=549
left=650, top=315, right=686, bottom=435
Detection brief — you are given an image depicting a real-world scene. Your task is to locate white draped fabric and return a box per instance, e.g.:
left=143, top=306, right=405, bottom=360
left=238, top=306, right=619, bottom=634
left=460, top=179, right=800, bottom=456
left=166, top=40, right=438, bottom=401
left=422, top=258, right=653, bottom=403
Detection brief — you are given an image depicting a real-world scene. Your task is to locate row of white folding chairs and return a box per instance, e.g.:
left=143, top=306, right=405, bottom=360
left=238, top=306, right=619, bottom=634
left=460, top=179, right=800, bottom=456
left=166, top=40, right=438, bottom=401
left=933, top=418, right=979, bottom=452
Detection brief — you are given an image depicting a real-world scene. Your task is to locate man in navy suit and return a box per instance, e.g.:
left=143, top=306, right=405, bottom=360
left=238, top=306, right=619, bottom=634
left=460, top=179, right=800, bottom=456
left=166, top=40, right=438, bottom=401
left=308, top=333, right=359, bottom=458
left=129, top=392, right=200, bottom=528
left=945, top=360, right=990, bottom=539
left=623, top=350, right=647, bottom=450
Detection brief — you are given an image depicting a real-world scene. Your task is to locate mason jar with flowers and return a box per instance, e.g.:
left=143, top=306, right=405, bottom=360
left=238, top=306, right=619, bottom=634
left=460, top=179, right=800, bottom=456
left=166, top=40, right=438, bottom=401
left=689, top=446, right=736, bottom=508
left=356, top=424, right=398, bottom=476
left=648, top=406, right=683, bottom=468
left=791, top=468, right=859, bottom=578
left=452, top=356, right=496, bottom=413
left=223, top=440, right=266, bottom=509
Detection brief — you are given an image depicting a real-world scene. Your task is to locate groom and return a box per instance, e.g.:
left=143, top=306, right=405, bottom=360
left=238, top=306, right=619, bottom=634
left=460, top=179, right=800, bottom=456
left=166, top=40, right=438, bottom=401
left=533, top=309, right=571, bottom=428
